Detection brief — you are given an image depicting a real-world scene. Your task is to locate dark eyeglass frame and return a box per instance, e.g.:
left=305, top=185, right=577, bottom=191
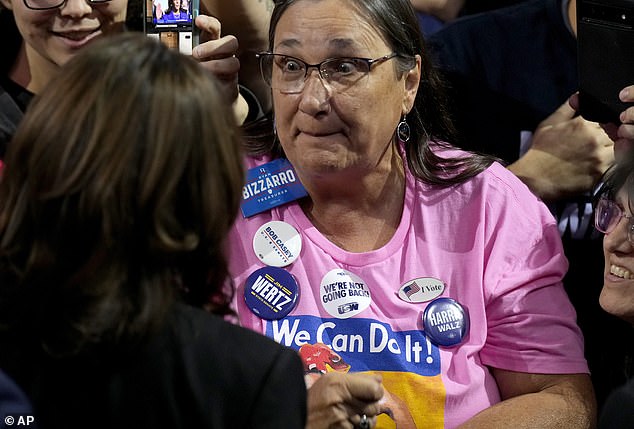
left=256, top=52, right=400, bottom=93
left=23, top=0, right=110, bottom=11
left=595, top=196, right=634, bottom=244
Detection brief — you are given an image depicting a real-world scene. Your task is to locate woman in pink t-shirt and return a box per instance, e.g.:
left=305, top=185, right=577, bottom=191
left=229, top=0, right=596, bottom=428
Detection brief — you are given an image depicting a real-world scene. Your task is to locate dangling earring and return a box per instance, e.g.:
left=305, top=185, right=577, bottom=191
left=397, top=115, right=411, bottom=143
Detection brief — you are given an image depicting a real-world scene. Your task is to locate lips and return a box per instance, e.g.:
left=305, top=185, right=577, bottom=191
left=52, top=28, right=101, bottom=44
left=298, top=130, right=337, bottom=137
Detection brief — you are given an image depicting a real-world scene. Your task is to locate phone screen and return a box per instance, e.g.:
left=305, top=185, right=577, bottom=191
left=145, top=0, right=199, bottom=54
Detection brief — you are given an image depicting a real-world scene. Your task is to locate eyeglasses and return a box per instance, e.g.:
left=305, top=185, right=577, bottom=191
left=595, top=197, right=634, bottom=244
left=257, top=52, right=400, bottom=94
left=23, top=0, right=110, bottom=10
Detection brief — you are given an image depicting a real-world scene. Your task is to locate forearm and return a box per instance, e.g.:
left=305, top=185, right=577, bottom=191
left=459, top=374, right=596, bottom=429
left=507, top=152, right=562, bottom=202
left=200, top=0, right=272, bottom=111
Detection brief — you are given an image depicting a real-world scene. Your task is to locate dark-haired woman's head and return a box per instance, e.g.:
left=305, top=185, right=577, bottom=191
left=0, top=33, right=244, bottom=354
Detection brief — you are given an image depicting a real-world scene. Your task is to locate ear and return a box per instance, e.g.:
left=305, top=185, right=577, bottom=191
left=1, top=0, right=14, bottom=10
left=401, top=54, right=421, bottom=115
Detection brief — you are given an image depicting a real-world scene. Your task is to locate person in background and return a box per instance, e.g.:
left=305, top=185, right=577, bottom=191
left=590, top=147, right=634, bottom=427
left=0, top=33, right=306, bottom=429
left=229, top=0, right=595, bottom=428
left=0, top=0, right=268, bottom=158
left=409, top=0, right=465, bottom=35
left=427, top=0, right=629, bottom=409
left=159, top=0, right=186, bottom=21
left=460, top=0, right=528, bottom=14
left=201, top=0, right=273, bottom=115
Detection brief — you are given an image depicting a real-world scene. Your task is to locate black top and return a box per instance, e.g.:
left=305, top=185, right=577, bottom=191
left=0, top=303, right=307, bottom=429
left=0, top=10, right=33, bottom=160
left=428, top=0, right=576, bottom=161
left=428, top=0, right=634, bottom=410
left=599, top=375, right=634, bottom=428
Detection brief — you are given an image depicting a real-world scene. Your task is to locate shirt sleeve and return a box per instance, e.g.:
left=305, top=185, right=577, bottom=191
left=478, top=167, right=589, bottom=374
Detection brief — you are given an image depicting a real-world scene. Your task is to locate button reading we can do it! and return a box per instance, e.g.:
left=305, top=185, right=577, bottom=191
left=253, top=221, right=302, bottom=267
left=244, top=266, right=299, bottom=320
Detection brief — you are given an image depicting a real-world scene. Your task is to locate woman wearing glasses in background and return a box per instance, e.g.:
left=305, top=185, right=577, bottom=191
left=229, top=0, right=595, bottom=428
left=592, top=154, right=634, bottom=428
left=0, top=0, right=269, bottom=159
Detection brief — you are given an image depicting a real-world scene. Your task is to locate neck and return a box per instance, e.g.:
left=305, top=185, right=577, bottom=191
left=300, top=144, right=406, bottom=252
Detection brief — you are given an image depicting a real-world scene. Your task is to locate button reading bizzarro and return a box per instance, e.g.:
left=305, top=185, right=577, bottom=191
left=244, top=266, right=299, bottom=320
left=423, top=297, right=469, bottom=347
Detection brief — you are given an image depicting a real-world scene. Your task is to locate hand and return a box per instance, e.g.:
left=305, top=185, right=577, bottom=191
left=615, top=85, right=634, bottom=160
left=306, top=372, right=385, bottom=429
left=192, top=15, right=240, bottom=103
left=508, top=100, right=614, bottom=201
left=378, top=388, right=416, bottom=429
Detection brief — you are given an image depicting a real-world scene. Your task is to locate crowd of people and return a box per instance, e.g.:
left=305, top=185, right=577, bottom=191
left=0, top=0, right=633, bottom=428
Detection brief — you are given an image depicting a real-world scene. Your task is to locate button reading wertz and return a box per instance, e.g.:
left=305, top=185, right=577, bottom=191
left=244, top=266, right=299, bottom=320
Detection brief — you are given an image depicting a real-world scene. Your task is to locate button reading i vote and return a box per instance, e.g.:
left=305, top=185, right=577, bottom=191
left=253, top=221, right=302, bottom=267
left=244, top=266, right=299, bottom=320
left=423, top=297, right=469, bottom=347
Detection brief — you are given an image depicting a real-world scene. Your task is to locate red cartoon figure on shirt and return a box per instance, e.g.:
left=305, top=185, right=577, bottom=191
left=299, top=342, right=351, bottom=374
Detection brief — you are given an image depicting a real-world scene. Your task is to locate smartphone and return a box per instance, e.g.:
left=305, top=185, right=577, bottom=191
left=126, top=0, right=199, bottom=55
left=577, top=0, right=634, bottom=123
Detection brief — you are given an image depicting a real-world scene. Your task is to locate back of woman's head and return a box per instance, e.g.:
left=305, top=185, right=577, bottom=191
left=0, top=33, right=244, bottom=355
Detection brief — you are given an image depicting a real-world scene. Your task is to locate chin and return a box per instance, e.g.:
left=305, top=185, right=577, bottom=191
left=599, top=289, right=634, bottom=324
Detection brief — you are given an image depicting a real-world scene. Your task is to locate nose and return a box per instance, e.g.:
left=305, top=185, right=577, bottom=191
left=297, top=68, right=332, bottom=115
left=59, top=0, right=93, bottom=18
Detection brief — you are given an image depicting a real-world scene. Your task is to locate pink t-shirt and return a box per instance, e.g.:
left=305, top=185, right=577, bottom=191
left=227, top=151, right=588, bottom=429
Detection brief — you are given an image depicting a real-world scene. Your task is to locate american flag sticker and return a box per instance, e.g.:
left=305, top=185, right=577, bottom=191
left=403, top=282, right=421, bottom=300
left=397, top=277, right=445, bottom=303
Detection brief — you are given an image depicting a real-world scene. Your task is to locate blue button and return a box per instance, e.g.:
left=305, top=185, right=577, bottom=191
left=423, top=297, right=469, bottom=347
left=244, top=266, right=299, bottom=320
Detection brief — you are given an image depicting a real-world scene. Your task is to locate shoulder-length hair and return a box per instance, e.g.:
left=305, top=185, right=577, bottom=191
left=244, top=0, right=496, bottom=186
left=0, top=33, right=244, bottom=356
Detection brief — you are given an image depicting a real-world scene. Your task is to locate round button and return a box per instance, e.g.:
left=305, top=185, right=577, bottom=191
left=423, top=297, right=469, bottom=347
left=244, top=266, right=299, bottom=320
left=252, top=221, right=302, bottom=267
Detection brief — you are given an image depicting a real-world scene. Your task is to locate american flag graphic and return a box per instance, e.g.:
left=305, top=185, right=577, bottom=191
left=403, top=281, right=421, bottom=300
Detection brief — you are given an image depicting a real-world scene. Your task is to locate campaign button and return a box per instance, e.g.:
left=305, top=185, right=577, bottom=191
left=423, top=297, right=469, bottom=347
left=253, top=221, right=302, bottom=267
left=244, top=266, right=299, bottom=320
left=398, top=277, right=445, bottom=303
left=320, top=269, right=371, bottom=319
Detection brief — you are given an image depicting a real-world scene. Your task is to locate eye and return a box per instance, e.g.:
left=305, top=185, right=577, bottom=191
left=275, top=56, right=305, bottom=74
left=325, top=58, right=362, bottom=76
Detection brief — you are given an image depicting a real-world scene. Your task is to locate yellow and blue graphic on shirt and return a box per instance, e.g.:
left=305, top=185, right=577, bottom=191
left=265, top=315, right=446, bottom=428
